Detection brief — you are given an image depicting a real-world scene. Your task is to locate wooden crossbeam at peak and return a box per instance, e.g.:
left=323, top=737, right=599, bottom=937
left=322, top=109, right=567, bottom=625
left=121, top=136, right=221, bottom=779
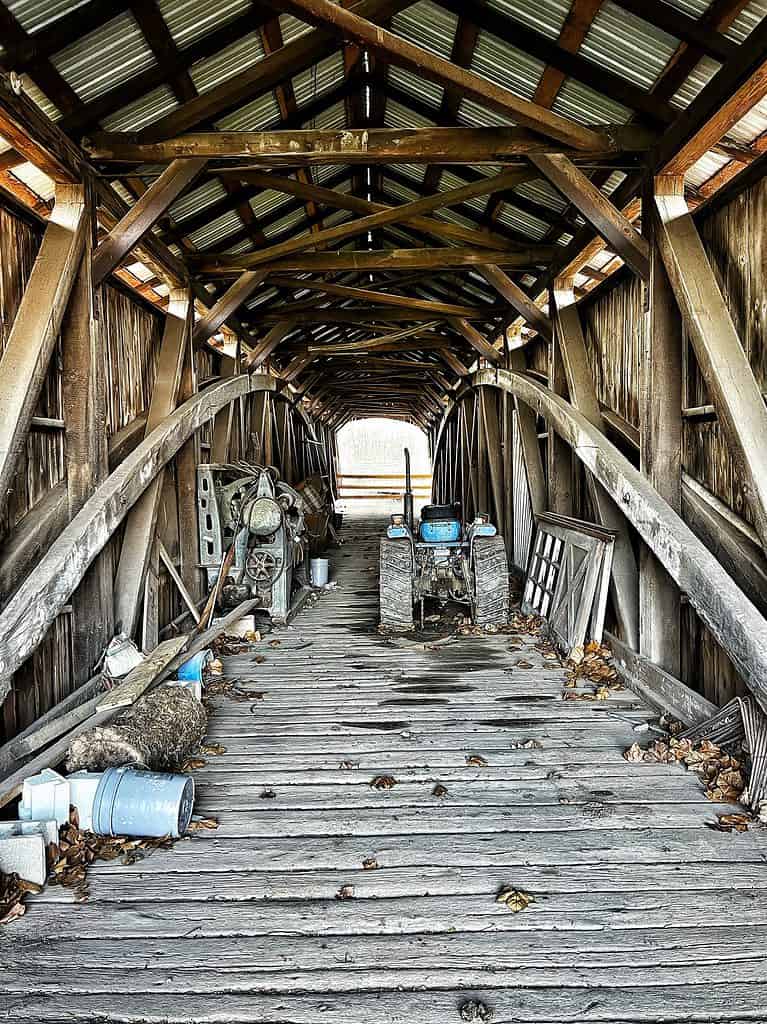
left=247, top=305, right=501, bottom=324
left=267, top=0, right=617, bottom=149
left=83, top=125, right=649, bottom=164
left=196, top=247, right=555, bottom=275
left=478, top=265, right=553, bottom=342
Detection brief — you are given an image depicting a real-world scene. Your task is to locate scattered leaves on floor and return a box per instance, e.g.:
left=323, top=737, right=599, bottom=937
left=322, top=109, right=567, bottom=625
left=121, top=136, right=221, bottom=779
left=0, top=873, right=42, bottom=925
left=514, top=659, right=533, bottom=669
left=181, top=757, right=207, bottom=771
left=466, top=754, right=488, bottom=767
left=508, top=738, right=542, bottom=750
left=259, top=788, right=276, bottom=799
left=187, top=817, right=219, bottom=831
left=268, top=639, right=281, bottom=648
left=339, top=759, right=357, bottom=769
left=200, top=743, right=226, bottom=756
left=335, top=884, right=355, bottom=900
left=370, top=774, right=396, bottom=790
left=460, top=1000, right=493, bottom=1022
left=562, top=643, right=623, bottom=700
left=709, top=813, right=752, bottom=833
left=205, top=677, right=265, bottom=703
left=496, top=887, right=535, bottom=913
left=362, top=856, right=379, bottom=870
left=432, top=783, right=448, bottom=798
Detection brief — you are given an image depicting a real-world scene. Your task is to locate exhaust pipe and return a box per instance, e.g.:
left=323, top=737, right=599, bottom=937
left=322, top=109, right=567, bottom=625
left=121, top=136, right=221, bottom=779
left=403, top=447, right=414, bottom=530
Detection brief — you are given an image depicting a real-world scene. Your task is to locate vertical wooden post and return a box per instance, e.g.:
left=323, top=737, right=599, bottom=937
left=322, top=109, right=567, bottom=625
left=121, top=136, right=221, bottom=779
left=509, top=349, right=546, bottom=517
left=547, top=287, right=574, bottom=516
left=479, top=387, right=504, bottom=529
left=175, top=310, right=202, bottom=603
left=62, top=189, right=114, bottom=683
left=211, top=353, right=237, bottom=463
left=553, top=277, right=639, bottom=649
left=113, top=288, right=190, bottom=638
left=640, top=188, right=682, bottom=675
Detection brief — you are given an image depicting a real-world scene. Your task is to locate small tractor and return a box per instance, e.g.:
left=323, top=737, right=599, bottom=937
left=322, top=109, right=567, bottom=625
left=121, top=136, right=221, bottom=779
left=379, top=449, right=509, bottom=630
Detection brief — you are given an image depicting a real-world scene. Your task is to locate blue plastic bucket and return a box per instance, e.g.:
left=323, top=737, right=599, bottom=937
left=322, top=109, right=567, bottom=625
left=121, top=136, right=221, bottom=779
left=91, top=766, right=195, bottom=838
left=177, top=649, right=211, bottom=682
left=310, top=557, right=329, bottom=586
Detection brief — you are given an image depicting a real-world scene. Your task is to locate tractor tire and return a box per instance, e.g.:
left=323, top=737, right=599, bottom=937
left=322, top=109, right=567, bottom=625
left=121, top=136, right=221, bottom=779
left=472, top=536, right=510, bottom=627
left=379, top=538, right=414, bottom=630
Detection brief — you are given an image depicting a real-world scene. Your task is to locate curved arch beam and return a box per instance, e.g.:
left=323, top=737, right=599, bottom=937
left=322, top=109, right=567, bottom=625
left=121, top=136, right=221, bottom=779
left=0, top=373, right=276, bottom=696
left=472, top=368, right=767, bottom=707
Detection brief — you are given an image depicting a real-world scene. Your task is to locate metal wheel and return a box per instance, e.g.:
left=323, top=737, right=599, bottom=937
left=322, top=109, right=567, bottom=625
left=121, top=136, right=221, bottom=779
left=246, top=549, right=278, bottom=583
left=472, top=536, right=510, bottom=627
left=379, top=538, right=414, bottom=630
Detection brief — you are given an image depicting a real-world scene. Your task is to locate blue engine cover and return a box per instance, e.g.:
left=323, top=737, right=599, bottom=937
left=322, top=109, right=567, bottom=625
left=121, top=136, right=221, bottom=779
left=419, top=519, right=461, bottom=543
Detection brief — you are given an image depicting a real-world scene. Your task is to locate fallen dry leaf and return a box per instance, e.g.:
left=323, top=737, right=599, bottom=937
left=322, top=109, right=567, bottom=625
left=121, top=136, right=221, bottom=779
left=432, top=783, right=448, bottom=798
left=362, top=856, right=379, bottom=870
left=496, top=887, right=535, bottom=913
left=335, top=884, right=355, bottom=900
left=370, top=774, right=396, bottom=790
left=259, top=788, right=276, bottom=800
left=187, top=817, right=219, bottom=831
left=466, top=754, right=488, bottom=767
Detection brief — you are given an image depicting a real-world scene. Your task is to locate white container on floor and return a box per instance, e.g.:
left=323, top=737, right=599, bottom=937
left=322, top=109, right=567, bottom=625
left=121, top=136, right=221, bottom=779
left=310, top=557, right=329, bottom=587
left=19, top=768, right=70, bottom=828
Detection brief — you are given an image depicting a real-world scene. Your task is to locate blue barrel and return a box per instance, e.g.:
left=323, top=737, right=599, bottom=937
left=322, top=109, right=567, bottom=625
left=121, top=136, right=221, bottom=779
left=91, top=766, right=195, bottom=838
left=177, top=649, right=211, bottom=682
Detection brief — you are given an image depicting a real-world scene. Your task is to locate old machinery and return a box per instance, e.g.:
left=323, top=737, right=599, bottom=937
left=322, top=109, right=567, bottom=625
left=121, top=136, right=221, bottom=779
left=379, top=448, right=509, bottom=630
left=198, top=462, right=309, bottom=621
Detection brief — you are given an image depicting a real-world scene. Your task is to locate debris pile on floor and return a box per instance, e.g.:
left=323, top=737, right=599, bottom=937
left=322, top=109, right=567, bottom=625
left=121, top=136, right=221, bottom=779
left=562, top=642, right=623, bottom=701
left=496, top=886, right=535, bottom=913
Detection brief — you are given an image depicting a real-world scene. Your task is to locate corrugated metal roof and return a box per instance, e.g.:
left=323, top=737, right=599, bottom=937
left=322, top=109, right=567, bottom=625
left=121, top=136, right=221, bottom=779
left=725, top=94, right=767, bottom=145
left=431, top=206, right=481, bottom=231
left=221, top=238, right=254, bottom=256
left=581, top=1, right=679, bottom=91
left=397, top=164, right=427, bottom=183
left=471, top=30, right=545, bottom=101
left=5, top=0, right=88, bottom=34
left=388, top=67, right=444, bottom=108
left=314, top=163, right=351, bottom=185
left=670, top=55, right=718, bottom=110
left=247, top=286, right=280, bottom=308
left=279, top=14, right=313, bottom=44
left=292, top=53, right=345, bottom=107
left=686, top=149, right=730, bottom=188
left=186, top=209, right=243, bottom=249
left=189, top=32, right=265, bottom=95
left=486, top=0, right=570, bottom=40
left=216, top=92, right=282, bottom=130
left=264, top=207, right=309, bottom=239
left=20, top=74, right=61, bottom=122
left=385, top=99, right=437, bottom=129
left=496, top=202, right=549, bottom=240
left=458, top=96, right=514, bottom=127
left=157, top=0, right=252, bottom=49
left=51, top=13, right=156, bottom=103
left=384, top=179, right=422, bottom=204
left=515, top=178, right=569, bottom=213
left=391, top=1, right=458, bottom=59
left=249, top=188, right=293, bottom=220
left=10, top=160, right=55, bottom=200
left=552, top=78, right=632, bottom=126
left=101, top=85, right=179, bottom=132
left=170, top=179, right=227, bottom=223
left=305, top=99, right=347, bottom=130
left=726, top=0, right=767, bottom=42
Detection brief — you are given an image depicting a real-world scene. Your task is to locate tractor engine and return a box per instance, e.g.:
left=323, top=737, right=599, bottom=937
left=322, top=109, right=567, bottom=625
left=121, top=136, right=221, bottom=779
left=198, top=462, right=308, bottom=621
left=413, top=544, right=468, bottom=604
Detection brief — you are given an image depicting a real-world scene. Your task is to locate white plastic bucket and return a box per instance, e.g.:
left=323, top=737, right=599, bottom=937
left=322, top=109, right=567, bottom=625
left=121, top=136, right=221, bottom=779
left=91, top=766, right=195, bottom=838
left=310, top=557, right=329, bottom=587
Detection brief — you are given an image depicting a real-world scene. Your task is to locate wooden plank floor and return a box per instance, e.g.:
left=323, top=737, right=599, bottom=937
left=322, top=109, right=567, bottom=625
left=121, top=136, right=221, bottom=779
left=3, top=514, right=767, bottom=1022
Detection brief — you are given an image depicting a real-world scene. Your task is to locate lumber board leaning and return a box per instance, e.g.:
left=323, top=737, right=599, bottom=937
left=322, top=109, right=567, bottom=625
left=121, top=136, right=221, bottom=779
left=0, top=376, right=272, bottom=698
left=96, top=636, right=189, bottom=713
left=0, top=184, right=86, bottom=509
left=473, top=368, right=767, bottom=710
left=606, top=630, right=717, bottom=728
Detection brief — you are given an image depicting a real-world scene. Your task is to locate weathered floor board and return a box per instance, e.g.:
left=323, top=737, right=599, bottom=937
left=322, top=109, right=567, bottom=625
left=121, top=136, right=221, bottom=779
left=2, top=514, right=766, bottom=1023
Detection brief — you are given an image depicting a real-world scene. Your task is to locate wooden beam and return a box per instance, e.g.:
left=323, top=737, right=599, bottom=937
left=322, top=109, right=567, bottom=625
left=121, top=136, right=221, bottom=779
left=654, top=16, right=767, bottom=174
left=192, top=271, right=267, bottom=348
left=113, top=289, right=190, bottom=638
left=92, top=159, right=206, bottom=286
left=62, top=206, right=114, bottom=684
left=655, top=176, right=767, bottom=552
left=553, top=278, right=639, bottom=648
left=531, top=154, right=650, bottom=279
left=271, top=0, right=616, bottom=149
left=190, top=168, right=553, bottom=275
left=243, top=321, right=297, bottom=369
left=199, top=247, right=554, bottom=275
left=83, top=124, right=639, bottom=164
left=249, top=306, right=501, bottom=324
left=476, top=367, right=767, bottom=709
left=0, top=375, right=275, bottom=695
left=308, top=320, right=442, bottom=354
left=0, top=184, right=86, bottom=509
left=449, top=318, right=502, bottom=366
left=639, top=195, right=682, bottom=677
left=268, top=277, right=505, bottom=318
left=479, top=265, right=553, bottom=341
left=235, top=167, right=534, bottom=251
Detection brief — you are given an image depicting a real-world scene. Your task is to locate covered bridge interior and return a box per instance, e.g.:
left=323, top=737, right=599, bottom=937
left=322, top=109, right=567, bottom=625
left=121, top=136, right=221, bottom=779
left=2, top=0, right=767, bottom=1020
